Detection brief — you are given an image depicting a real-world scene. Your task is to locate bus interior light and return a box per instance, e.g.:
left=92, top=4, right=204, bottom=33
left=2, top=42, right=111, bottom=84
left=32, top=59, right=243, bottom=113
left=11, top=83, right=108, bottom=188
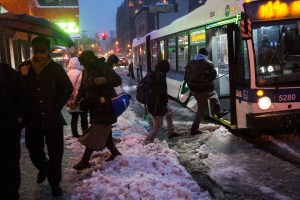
left=258, top=96, right=271, bottom=110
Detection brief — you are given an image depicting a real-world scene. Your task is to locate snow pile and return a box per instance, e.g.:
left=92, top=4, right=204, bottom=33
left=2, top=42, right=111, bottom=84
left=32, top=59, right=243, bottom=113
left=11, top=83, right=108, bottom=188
left=67, top=111, right=211, bottom=200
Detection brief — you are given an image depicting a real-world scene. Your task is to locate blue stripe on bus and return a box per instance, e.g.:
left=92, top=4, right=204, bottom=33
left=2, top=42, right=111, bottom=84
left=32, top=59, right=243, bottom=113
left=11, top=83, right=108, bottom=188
left=235, top=87, right=300, bottom=103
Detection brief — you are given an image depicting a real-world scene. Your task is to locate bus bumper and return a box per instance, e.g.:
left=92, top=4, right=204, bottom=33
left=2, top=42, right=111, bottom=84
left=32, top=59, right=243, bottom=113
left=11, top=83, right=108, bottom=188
left=246, top=110, right=300, bottom=131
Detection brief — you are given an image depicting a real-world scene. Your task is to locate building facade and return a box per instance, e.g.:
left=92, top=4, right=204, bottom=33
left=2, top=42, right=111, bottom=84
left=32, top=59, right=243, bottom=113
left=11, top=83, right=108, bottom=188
left=116, top=0, right=206, bottom=54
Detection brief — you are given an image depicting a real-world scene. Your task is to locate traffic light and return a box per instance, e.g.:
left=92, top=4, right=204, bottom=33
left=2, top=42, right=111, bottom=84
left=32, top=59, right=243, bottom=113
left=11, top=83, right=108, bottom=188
left=101, top=32, right=107, bottom=40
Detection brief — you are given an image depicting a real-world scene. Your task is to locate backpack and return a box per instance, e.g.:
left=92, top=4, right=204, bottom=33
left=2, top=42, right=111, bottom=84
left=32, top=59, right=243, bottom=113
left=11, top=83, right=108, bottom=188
left=136, top=71, right=155, bottom=105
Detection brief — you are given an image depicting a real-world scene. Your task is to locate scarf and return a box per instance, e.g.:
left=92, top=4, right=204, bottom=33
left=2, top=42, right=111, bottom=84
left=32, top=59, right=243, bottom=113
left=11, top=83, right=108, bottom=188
left=31, top=54, right=52, bottom=75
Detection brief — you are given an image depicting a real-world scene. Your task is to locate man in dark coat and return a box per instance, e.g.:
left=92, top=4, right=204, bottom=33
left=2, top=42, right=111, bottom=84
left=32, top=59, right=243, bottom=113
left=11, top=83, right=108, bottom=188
left=185, top=48, right=228, bottom=135
left=19, top=36, right=73, bottom=196
left=144, top=60, right=180, bottom=144
left=0, top=63, right=24, bottom=200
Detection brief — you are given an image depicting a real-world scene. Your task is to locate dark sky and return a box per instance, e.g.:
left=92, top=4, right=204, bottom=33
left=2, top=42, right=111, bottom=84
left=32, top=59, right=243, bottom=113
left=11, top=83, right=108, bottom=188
left=78, top=0, right=123, bottom=36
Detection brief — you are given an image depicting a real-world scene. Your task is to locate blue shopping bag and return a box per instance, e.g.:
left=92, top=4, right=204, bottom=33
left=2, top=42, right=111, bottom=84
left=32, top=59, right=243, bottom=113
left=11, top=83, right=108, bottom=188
left=111, top=93, right=131, bottom=117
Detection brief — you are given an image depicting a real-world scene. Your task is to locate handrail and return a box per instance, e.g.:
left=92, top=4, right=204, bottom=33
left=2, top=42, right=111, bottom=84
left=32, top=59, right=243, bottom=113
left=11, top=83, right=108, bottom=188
left=215, top=72, right=229, bottom=79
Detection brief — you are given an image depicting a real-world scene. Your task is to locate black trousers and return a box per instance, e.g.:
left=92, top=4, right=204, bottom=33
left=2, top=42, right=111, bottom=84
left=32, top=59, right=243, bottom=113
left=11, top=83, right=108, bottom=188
left=0, top=128, right=21, bottom=200
left=71, top=112, right=88, bottom=134
left=25, top=126, right=64, bottom=185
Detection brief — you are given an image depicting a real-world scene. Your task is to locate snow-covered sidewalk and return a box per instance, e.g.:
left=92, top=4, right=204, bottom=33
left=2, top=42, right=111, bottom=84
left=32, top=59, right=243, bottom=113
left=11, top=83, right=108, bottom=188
left=65, top=110, right=211, bottom=200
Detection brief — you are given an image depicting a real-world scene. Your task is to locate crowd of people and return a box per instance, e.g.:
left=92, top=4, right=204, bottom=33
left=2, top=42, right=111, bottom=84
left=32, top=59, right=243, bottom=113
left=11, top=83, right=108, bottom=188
left=0, top=34, right=227, bottom=199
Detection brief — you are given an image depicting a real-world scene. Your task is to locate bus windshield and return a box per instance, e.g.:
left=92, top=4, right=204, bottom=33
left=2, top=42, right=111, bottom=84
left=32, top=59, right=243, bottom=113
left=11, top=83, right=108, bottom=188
left=253, top=20, right=300, bottom=86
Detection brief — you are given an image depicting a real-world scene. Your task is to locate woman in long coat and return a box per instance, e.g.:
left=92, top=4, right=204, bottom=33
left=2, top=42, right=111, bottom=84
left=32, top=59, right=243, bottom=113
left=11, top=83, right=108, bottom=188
left=73, top=51, right=122, bottom=170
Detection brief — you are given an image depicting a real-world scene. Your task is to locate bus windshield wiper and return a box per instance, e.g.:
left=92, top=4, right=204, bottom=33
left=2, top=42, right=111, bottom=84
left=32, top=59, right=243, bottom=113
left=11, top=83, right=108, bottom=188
left=267, top=25, right=284, bottom=66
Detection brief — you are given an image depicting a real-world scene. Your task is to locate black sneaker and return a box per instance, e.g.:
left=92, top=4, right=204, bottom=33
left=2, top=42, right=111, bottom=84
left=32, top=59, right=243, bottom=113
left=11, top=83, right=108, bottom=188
left=36, top=170, right=47, bottom=184
left=216, top=109, right=229, bottom=118
left=191, top=130, right=202, bottom=135
left=51, top=184, right=62, bottom=196
left=168, top=132, right=181, bottom=139
left=73, top=161, right=90, bottom=170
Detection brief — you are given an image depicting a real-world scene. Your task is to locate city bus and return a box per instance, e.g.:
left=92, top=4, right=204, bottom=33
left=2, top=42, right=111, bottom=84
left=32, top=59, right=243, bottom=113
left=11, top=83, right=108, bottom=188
left=132, top=0, right=300, bottom=132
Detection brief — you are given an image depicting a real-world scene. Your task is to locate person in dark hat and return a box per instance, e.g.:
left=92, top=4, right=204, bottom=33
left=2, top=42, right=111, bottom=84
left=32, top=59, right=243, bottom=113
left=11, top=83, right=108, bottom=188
left=185, top=48, right=228, bottom=135
left=19, top=35, right=73, bottom=196
left=106, top=54, right=119, bottom=68
left=0, top=62, right=24, bottom=200
left=144, top=60, right=181, bottom=144
left=73, top=51, right=122, bottom=170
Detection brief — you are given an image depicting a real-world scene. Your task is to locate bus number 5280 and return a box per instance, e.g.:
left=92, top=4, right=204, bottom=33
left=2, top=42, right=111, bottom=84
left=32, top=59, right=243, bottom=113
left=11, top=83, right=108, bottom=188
left=278, top=94, right=296, bottom=102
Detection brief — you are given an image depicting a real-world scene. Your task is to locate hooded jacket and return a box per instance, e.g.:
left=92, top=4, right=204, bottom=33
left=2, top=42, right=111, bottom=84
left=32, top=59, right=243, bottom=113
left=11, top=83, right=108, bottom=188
left=67, top=57, right=84, bottom=112
left=184, top=54, right=217, bottom=93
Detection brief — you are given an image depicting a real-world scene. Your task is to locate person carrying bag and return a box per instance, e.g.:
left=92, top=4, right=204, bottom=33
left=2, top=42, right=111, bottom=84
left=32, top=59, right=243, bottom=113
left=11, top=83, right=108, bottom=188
left=73, top=51, right=122, bottom=170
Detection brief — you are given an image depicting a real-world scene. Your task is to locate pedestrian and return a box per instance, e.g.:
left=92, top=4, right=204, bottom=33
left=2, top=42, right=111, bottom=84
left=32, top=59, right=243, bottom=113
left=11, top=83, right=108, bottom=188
left=144, top=60, right=181, bottom=144
left=0, top=63, right=24, bottom=200
left=106, top=54, right=120, bottom=69
left=128, top=60, right=135, bottom=80
left=73, top=51, right=122, bottom=170
left=136, top=57, right=143, bottom=80
left=66, top=57, right=88, bottom=138
left=185, top=48, right=228, bottom=135
left=19, top=36, right=73, bottom=196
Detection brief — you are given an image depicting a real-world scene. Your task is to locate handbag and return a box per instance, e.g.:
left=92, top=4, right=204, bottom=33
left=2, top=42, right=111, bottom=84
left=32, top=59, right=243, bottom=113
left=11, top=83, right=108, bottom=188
left=111, top=93, right=131, bottom=117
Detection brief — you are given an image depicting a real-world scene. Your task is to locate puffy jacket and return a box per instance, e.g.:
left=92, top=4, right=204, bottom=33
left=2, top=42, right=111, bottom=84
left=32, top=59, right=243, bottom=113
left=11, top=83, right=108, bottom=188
left=67, top=57, right=84, bottom=112
left=185, top=54, right=217, bottom=93
left=20, top=60, right=73, bottom=130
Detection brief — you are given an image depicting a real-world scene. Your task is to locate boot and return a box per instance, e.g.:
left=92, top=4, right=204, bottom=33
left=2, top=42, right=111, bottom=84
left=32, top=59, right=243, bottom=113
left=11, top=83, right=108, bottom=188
left=71, top=113, right=80, bottom=137
left=216, top=109, right=228, bottom=118
left=73, top=147, right=93, bottom=170
left=71, top=124, right=80, bottom=138
left=105, top=149, right=121, bottom=162
left=105, top=130, right=121, bottom=162
left=36, top=159, right=48, bottom=184
left=72, top=132, right=80, bottom=138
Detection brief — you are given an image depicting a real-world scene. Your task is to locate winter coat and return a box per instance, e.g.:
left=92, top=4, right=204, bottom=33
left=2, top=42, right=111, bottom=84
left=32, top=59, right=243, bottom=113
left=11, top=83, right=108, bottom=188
left=20, top=60, right=73, bottom=130
left=147, top=70, right=169, bottom=116
left=76, top=58, right=122, bottom=124
left=67, top=57, right=84, bottom=113
left=0, top=63, right=24, bottom=143
left=184, top=54, right=217, bottom=93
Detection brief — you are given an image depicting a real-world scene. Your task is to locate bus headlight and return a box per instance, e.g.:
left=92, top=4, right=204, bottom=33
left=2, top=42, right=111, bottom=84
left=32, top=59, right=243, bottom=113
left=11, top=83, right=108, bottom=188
left=258, top=96, right=271, bottom=110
